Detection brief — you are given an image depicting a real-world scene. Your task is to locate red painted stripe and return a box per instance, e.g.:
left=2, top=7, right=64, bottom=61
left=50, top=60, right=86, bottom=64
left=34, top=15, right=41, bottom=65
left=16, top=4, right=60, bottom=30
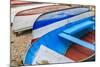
left=11, top=1, right=33, bottom=5
left=31, top=38, right=39, bottom=43
left=16, top=5, right=70, bottom=16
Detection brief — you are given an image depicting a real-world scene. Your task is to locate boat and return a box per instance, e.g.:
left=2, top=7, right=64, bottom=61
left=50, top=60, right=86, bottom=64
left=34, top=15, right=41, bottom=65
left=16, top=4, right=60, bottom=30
left=23, top=8, right=95, bottom=65
left=12, top=4, right=71, bottom=33
left=11, top=1, right=55, bottom=23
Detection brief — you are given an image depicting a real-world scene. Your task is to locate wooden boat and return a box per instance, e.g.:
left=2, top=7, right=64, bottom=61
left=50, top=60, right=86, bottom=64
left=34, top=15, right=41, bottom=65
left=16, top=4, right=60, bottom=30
left=12, top=4, right=71, bottom=33
left=23, top=8, right=95, bottom=65
left=11, top=2, right=55, bottom=23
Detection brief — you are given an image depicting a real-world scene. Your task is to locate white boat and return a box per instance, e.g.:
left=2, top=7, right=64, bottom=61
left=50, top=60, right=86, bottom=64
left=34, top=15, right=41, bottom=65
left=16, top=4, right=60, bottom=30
left=11, top=2, right=55, bottom=23
left=12, top=4, right=70, bottom=33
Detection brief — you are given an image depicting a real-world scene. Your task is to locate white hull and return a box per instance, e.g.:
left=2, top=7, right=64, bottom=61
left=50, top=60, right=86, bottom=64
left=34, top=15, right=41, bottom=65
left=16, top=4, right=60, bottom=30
left=12, top=14, right=42, bottom=32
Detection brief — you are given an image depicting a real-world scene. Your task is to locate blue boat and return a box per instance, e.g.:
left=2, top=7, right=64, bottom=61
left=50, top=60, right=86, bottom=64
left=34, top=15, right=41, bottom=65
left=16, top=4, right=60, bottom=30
left=23, top=7, right=95, bottom=65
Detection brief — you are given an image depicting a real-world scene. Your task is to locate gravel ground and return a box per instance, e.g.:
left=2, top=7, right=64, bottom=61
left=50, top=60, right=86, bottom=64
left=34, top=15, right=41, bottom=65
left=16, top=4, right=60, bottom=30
left=11, top=29, right=32, bottom=66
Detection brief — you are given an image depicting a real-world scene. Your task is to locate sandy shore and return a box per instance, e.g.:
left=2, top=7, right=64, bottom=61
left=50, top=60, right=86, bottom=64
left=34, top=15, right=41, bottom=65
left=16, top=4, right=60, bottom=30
left=11, top=28, right=32, bottom=66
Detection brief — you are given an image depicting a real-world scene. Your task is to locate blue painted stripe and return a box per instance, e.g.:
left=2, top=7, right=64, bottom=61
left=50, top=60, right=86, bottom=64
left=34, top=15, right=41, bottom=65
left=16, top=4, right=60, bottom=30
left=32, top=8, right=89, bottom=30
left=33, top=15, right=74, bottom=30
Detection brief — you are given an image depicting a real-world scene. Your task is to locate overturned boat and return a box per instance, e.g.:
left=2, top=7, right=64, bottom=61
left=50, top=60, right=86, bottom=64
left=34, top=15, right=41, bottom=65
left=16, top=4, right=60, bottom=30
left=12, top=4, right=71, bottom=33
left=23, top=7, right=95, bottom=65
left=11, top=1, right=55, bottom=23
